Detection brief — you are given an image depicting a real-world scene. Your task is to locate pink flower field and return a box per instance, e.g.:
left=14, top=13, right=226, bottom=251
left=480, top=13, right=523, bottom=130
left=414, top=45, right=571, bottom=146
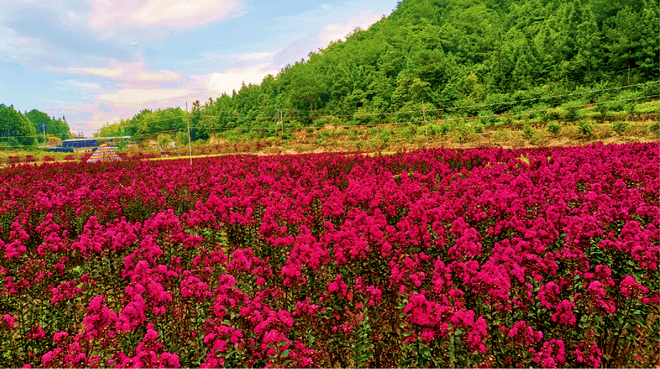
left=0, top=142, right=658, bottom=368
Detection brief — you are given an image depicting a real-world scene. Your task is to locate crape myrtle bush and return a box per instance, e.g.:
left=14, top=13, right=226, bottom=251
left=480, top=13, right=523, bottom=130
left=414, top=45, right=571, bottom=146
left=0, top=143, right=658, bottom=368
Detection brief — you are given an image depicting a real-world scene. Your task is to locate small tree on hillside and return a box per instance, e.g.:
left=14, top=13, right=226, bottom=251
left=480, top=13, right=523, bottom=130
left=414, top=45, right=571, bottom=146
left=157, top=134, right=173, bottom=150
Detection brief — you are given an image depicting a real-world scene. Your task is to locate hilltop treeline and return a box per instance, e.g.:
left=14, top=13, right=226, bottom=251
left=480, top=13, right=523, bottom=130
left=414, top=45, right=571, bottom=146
left=100, top=0, right=659, bottom=140
left=0, top=105, right=72, bottom=147
left=25, top=109, right=71, bottom=140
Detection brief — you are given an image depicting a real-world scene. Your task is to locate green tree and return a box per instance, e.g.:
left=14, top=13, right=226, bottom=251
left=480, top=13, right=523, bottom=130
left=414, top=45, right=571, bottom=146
left=25, top=109, right=51, bottom=133
left=176, top=131, right=189, bottom=146
left=0, top=105, right=38, bottom=146
left=25, top=109, right=71, bottom=138
left=90, top=0, right=660, bottom=137
left=392, top=75, right=436, bottom=108
left=286, top=66, right=325, bottom=122
left=157, top=134, right=174, bottom=150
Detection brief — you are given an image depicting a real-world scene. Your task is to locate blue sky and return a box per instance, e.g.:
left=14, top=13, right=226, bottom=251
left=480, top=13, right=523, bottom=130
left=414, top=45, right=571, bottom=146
left=0, top=0, right=399, bottom=136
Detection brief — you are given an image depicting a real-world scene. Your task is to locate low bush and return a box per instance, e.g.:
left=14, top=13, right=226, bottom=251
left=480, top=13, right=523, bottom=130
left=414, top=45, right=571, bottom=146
left=547, top=122, right=562, bottom=136
left=648, top=121, right=660, bottom=135
left=543, top=108, right=564, bottom=122
left=578, top=120, right=594, bottom=137
left=522, top=124, right=536, bottom=140
left=438, top=122, right=452, bottom=136
left=564, top=106, right=582, bottom=122
left=611, top=121, right=629, bottom=135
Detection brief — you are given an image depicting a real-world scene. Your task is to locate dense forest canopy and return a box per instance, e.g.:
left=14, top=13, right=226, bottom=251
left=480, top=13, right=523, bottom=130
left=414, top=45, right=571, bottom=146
left=25, top=109, right=71, bottom=140
left=101, top=0, right=659, bottom=139
left=0, top=105, right=71, bottom=147
left=0, top=105, right=38, bottom=146
left=96, top=108, right=193, bottom=141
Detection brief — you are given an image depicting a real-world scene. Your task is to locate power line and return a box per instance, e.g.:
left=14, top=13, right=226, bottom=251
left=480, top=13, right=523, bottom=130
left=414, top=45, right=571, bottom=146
left=2, top=83, right=657, bottom=142
left=36, top=67, right=658, bottom=118
left=195, top=81, right=658, bottom=120
left=1, top=93, right=656, bottom=149
left=30, top=71, right=655, bottom=137
left=121, top=94, right=660, bottom=136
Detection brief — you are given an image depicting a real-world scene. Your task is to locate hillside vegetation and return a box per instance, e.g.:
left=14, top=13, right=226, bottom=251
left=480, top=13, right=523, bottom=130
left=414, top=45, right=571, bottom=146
left=0, top=105, right=72, bottom=148
left=97, top=0, right=659, bottom=141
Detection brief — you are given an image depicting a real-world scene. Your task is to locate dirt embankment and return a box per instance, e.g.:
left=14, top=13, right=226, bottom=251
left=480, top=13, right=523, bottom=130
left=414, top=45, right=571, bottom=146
left=252, top=119, right=659, bottom=156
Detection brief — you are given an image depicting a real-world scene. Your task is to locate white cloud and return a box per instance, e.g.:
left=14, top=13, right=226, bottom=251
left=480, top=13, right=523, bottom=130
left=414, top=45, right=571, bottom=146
left=69, top=61, right=181, bottom=84
left=69, top=67, right=123, bottom=78
left=89, top=0, right=243, bottom=30
left=231, top=52, right=276, bottom=63
left=317, top=10, right=382, bottom=45
left=63, top=4, right=388, bottom=134
left=273, top=9, right=384, bottom=66
left=0, top=25, right=49, bottom=65
left=192, top=51, right=278, bottom=72
left=10, top=37, right=34, bottom=48
left=75, top=83, right=101, bottom=90
left=138, top=70, right=181, bottom=81
left=3, top=0, right=59, bottom=4
left=97, top=88, right=191, bottom=108
left=0, top=6, right=111, bottom=72
left=4, top=0, right=399, bottom=137
left=61, top=80, right=102, bottom=90
left=133, top=0, right=241, bottom=25
left=61, top=60, right=191, bottom=126
left=206, top=64, right=279, bottom=95
left=88, top=113, right=123, bottom=129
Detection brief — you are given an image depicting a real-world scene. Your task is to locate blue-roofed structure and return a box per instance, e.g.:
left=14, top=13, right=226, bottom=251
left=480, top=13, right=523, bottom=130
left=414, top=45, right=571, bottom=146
left=62, top=139, right=98, bottom=149
left=62, top=136, right=131, bottom=149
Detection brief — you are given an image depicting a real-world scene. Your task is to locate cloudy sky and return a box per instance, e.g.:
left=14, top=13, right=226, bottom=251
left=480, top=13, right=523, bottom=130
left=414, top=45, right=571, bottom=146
left=0, top=0, right=399, bottom=136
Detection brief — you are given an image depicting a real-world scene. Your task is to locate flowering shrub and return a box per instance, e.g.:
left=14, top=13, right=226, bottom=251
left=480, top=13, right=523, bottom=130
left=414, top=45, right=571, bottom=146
left=0, top=142, right=658, bottom=367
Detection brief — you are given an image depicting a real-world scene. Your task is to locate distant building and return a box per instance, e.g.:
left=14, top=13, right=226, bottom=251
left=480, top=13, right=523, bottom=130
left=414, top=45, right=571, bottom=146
left=62, top=136, right=131, bottom=149
left=62, top=139, right=99, bottom=149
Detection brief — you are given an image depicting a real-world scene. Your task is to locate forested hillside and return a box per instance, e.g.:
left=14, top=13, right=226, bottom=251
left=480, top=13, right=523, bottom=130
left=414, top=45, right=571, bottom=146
left=25, top=109, right=71, bottom=140
left=0, top=105, right=72, bottom=147
left=0, top=105, right=39, bottom=146
left=101, top=0, right=659, bottom=140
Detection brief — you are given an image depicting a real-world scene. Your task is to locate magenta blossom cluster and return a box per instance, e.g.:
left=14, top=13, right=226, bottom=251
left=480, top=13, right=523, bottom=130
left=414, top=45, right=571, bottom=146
left=0, top=142, right=658, bottom=368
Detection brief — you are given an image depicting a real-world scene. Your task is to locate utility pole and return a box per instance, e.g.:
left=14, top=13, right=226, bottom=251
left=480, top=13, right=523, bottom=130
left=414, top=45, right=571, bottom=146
left=422, top=102, right=429, bottom=144
left=277, top=109, right=283, bottom=135
left=186, top=102, right=192, bottom=167
left=422, top=102, right=427, bottom=123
